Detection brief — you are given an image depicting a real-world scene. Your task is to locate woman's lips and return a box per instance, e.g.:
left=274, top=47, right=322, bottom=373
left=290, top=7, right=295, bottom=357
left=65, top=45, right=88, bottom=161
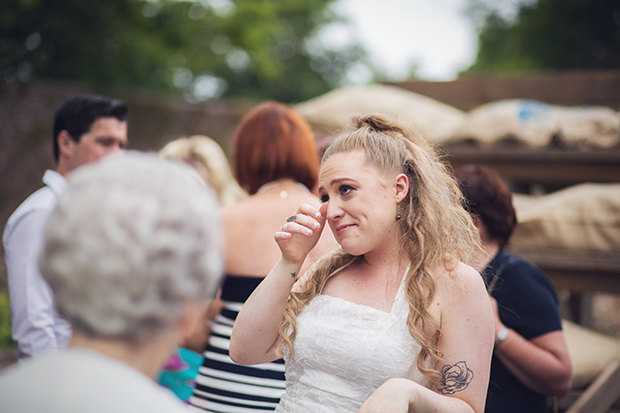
left=336, top=223, right=355, bottom=235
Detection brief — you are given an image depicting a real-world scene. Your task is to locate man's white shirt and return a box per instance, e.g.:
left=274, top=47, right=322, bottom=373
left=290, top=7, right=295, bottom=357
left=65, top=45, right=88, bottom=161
left=3, top=170, right=72, bottom=361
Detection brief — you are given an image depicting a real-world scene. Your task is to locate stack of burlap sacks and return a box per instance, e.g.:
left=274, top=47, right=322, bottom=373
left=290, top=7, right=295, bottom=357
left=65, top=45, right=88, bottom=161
left=294, top=84, right=620, bottom=148
left=513, top=185, right=620, bottom=388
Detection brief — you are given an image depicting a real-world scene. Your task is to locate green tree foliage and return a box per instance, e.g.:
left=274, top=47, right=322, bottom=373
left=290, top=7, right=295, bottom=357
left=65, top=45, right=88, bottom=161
left=465, top=0, right=620, bottom=74
left=0, top=0, right=366, bottom=102
left=0, top=291, right=11, bottom=347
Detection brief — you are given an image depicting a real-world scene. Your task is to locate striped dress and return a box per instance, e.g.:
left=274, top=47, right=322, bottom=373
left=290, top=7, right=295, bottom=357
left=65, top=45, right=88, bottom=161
left=189, top=275, right=286, bottom=412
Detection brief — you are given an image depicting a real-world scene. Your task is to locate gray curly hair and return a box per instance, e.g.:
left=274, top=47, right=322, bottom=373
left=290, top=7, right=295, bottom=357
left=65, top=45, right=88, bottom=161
left=39, top=152, right=223, bottom=342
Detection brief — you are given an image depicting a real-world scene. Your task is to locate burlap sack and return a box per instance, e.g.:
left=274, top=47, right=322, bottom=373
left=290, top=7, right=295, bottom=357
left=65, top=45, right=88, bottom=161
left=449, top=99, right=620, bottom=148
left=563, top=319, right=620, bottom=388
left=294, top=85, right=465, bottom=143
left=510, top=184, right=620, bottom=252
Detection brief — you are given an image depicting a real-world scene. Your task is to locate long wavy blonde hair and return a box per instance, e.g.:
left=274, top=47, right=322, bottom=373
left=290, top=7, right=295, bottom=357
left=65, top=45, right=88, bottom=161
left=278, top=114, right=482, bottom=385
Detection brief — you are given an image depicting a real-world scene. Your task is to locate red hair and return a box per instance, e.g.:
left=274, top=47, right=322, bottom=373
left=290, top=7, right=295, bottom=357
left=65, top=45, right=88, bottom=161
left=232, top=101, right=318, bottom=194
left=454, top=164, right=517, bottom=245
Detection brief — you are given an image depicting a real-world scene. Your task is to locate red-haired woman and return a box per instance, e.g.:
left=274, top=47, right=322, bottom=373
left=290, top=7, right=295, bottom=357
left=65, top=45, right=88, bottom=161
left=189, top=102, right=337, bottom=412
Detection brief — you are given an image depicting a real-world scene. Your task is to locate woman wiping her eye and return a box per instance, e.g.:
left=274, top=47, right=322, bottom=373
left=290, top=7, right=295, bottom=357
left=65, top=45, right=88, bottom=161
left=320, top=184, right=356, bottom=202
left=231, top=114, right=494, bottom=413
left=188, top=101, right=338, bottom=413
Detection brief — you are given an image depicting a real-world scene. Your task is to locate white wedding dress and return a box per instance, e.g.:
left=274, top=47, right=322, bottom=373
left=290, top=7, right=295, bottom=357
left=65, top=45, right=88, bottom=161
left=275, top=273, right=427, bottom=412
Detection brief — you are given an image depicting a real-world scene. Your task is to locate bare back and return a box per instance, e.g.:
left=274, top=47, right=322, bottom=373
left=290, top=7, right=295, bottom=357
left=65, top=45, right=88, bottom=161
left=222, top=180, right=337, bottom=277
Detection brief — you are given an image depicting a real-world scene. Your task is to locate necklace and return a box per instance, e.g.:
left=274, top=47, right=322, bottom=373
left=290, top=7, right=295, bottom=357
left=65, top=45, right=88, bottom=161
left=257, top=180, right=310, bottom=199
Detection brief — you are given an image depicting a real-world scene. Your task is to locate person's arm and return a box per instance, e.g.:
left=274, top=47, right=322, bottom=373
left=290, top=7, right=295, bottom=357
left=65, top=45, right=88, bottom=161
left=180, top=291, right=223, bottom=353
left=490, top=297, right=572, bottom=396
left=230, top=203, right=326, bottom=365
left=4, top=209, right=68, bottom=360
left=359, top=263, right=494, bottom=413
left=358, top=378, right=478, bottom=413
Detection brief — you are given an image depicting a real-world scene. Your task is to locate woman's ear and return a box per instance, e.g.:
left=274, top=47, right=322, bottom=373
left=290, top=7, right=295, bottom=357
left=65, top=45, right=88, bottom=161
left=394, top=173, right=409, bottom=202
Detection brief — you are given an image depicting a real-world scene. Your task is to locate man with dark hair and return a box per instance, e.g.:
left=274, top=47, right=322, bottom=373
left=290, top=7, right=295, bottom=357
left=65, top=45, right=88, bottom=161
left=3, top=94, right=128, bottom=361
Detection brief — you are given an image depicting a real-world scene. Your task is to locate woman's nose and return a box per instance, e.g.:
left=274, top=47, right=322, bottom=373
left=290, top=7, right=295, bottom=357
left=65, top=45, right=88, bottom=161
left=325, top=199, right=343, bottom=221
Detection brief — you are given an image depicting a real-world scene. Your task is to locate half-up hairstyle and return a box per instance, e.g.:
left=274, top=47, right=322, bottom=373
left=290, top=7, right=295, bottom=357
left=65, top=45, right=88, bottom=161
left=278, top=114, right=481, bottom=386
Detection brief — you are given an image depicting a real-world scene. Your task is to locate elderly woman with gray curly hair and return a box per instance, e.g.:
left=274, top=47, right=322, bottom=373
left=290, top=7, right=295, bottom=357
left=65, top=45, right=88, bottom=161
left=0, top=152, right=223, bottom=413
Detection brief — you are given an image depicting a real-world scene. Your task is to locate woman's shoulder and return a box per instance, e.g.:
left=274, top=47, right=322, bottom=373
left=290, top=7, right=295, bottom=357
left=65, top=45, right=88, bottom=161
left=434, top=260, right=487, bottom=304
left=224, top=191, right=320, bottom=210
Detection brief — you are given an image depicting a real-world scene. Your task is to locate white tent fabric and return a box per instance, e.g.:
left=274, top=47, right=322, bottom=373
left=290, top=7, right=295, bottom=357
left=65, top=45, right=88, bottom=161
left=511, top=183, right=620, bottom=252
left=449, top=99, right=620, bottom=148
left=293, top=84, right=465, bottom=143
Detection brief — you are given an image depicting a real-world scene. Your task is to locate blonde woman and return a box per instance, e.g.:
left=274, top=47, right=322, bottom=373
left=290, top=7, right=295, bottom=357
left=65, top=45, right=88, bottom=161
left=160, top=135, right=247, bottom=207
left=231, top=115, right=494, bottom=413
left=158, top=135, right=246, bottom=401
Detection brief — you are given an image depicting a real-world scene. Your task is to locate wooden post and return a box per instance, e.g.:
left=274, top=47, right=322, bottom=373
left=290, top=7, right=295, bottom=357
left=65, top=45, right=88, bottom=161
left=566, top=357, right=620, bottom=413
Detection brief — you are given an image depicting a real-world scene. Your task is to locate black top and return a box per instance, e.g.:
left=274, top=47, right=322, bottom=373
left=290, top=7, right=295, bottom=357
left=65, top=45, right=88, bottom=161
left=219, top=274, right=264, bottom=302
left=483, top=248, right=562, bottom=413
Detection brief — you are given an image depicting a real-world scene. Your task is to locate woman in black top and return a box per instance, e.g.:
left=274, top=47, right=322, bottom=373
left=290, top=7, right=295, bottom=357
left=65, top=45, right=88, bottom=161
left=454, top=164, right=572, bottom=413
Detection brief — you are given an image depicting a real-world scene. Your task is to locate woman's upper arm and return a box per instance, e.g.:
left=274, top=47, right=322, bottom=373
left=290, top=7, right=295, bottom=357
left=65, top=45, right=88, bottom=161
left=434, top=265, right=494, bottom=413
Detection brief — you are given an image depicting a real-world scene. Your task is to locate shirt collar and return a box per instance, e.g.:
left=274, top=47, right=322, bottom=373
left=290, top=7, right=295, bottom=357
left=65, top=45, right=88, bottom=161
left=42, top=169, right=68, bottom=198
left=482, top=246, right=506, bottom=282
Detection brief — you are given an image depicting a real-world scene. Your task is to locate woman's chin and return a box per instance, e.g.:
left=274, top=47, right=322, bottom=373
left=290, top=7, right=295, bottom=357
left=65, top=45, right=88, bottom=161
left=339, top=243, right=366, bottom=257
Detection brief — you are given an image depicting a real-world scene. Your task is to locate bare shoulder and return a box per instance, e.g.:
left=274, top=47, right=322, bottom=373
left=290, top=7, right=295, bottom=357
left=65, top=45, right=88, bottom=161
left=434, top=261, right=488, bottom=305
left=221, top=198, right=252, bottom=219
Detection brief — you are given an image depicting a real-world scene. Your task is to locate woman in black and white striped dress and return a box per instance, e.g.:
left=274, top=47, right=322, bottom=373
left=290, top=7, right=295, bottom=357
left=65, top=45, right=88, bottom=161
left=189, top=102, right=337, bottom=412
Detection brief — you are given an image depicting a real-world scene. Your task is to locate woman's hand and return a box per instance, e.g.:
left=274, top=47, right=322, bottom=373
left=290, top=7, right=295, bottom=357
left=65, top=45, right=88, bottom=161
left=275, top=203, right=327, bottom=265
left=230, top=204, right=327, bottom=365
left=360, top=377, right=479, bottom=413
left=358, top=378, right=415, bottom=413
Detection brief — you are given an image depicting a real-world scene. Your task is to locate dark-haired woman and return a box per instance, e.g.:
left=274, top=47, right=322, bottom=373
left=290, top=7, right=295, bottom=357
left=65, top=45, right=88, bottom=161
left=189, top=102, right=337, bottom=412
left=454, top=165, right=571, bottom=413
left=231, top=115, right=495, bottom=413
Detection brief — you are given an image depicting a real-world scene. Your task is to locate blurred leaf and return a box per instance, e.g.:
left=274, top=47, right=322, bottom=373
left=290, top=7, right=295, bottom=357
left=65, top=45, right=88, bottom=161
left=463, top=0, right=620, bottom=74
left=0, top=292, right=12, bottom=348
left=0, top=0, right=368, bottom=102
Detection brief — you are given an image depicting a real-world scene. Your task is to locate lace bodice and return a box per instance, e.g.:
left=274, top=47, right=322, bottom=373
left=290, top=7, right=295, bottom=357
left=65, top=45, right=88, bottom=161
left=275, top=275, right=427, bottom=412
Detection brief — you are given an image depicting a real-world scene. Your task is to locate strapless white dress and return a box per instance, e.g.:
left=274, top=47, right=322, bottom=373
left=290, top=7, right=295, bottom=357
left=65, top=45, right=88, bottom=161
left=275, top=274, right=427, bottom=412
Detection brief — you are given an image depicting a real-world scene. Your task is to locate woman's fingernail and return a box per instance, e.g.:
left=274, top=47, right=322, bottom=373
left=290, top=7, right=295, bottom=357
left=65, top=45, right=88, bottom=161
left=313, top=222, right=319, bottom=228
left=314, top=211, right=320, bottom=218
left=305, top=229, right=312, bottom=235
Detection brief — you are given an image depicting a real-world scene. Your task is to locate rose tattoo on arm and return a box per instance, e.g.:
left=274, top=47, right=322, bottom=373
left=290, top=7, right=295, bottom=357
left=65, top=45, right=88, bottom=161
left=437, top=361, right=474, bottom=395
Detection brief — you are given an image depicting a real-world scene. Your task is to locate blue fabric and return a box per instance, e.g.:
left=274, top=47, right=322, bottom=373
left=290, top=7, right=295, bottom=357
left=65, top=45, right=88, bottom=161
left=157, top=348, right=204, bottom=402
left=483, top=248, right=562, bottom=413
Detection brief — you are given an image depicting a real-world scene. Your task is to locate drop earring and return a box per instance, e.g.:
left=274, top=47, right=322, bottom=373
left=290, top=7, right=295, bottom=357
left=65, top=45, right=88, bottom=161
left=396, top=204, right=402, bottom=220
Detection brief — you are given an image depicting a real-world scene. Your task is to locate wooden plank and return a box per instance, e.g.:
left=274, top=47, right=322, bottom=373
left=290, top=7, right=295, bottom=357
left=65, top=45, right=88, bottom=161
left=555, top=389, right=584, bottom=410
left=505, top=248, right=620, bottom=273
left=545, top=271, right=620, bottom=295
left=386, top=70, right=620, bottom=111
left=566, top=357, right=620, bottom=413
left=445, top=145, right=620, bottom=185
left=453, top=161, right=620, bottom=185
left=505, top=247, right=620, bottom=294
